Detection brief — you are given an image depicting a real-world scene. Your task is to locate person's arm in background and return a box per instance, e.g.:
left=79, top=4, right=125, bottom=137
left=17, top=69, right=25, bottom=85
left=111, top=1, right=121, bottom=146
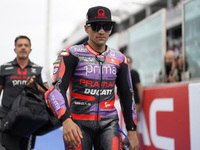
left=26, top=76, right=49, bottom=94
left=116, top=56, right=139, bottom=150
left=39, top=82, right=49, bottom=93
left=26, top=67, right=49, bottom=94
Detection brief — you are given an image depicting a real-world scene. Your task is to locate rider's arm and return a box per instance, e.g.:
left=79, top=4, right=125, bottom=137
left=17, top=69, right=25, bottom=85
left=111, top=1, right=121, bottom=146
left=45, top=49, right=78, bottom=123
left=116, top=56, right=137, bottom=131
left=45, top=49, right=82, bottom=147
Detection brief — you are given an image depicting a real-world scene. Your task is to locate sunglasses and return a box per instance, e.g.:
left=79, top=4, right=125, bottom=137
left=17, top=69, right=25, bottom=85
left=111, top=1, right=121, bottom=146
left=87, top=23, right=112, bottom=32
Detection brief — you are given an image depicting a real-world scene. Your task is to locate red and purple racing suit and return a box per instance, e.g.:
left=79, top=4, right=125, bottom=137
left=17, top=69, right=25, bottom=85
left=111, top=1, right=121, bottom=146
left=45, top=42, right=137, bottom=150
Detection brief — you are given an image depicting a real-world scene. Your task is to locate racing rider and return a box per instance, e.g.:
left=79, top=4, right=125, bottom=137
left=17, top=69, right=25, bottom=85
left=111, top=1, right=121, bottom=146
left=45, top=6, right=139, bottom=150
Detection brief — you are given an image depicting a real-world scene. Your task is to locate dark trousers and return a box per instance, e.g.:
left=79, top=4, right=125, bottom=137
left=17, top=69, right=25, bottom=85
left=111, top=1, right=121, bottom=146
left=1, top=132, right=36, bottom=150
left=0, top=112, right=37, bottom=150
left=0, top=119, right=35, bottom=150
left=65, top=121, right=122, bottom=150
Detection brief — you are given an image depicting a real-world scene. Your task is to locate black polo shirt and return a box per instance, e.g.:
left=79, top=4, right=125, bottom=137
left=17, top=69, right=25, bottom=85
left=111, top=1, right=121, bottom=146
left=130, top=69, right=140, bottom=104
left=0, top=59, right=47, bottom=115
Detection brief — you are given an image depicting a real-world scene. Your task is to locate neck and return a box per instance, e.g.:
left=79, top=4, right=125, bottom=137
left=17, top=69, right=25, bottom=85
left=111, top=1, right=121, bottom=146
left=88, top=41, right=106, bottom=54
left=16, top=57, right=29, bottom=69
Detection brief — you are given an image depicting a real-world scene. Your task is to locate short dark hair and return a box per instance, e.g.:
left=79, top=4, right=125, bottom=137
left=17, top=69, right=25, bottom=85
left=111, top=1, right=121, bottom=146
left=14, top=35, right=31, bottom=47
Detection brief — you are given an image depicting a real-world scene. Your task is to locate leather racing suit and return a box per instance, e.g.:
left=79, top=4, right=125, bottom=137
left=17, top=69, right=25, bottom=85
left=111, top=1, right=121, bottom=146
left=45, top=42, right=137, bottom=150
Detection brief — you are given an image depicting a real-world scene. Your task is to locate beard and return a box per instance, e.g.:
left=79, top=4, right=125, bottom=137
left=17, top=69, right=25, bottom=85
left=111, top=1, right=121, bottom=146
left=18, top=55, right=28, bottom=59
left=18, top=50, right=28, bottom=59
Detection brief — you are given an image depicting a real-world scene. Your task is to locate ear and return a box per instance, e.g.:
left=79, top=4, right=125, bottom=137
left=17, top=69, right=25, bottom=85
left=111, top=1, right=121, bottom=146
left=84, top=25, right=89, bottom=34
left=109, top=26, right=113, bottom=35
left=14, top=48, right=17, bottom=54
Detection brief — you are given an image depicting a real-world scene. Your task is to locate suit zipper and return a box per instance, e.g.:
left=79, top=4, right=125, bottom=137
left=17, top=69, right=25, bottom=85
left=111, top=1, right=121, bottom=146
left=97, top=61, right=103, bottom=124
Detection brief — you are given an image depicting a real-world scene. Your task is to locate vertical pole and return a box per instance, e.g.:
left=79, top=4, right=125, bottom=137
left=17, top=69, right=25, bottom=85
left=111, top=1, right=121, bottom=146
left=45, top=0, right=51, bottom=81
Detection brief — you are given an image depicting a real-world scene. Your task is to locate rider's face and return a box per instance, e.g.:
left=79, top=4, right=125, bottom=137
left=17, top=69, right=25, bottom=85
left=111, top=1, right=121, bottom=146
left=85, top=22, right=112, bottom=48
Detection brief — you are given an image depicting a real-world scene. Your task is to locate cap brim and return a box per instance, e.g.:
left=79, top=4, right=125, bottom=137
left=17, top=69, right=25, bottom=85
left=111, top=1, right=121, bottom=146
left=86, top=20, right=115, bottom=24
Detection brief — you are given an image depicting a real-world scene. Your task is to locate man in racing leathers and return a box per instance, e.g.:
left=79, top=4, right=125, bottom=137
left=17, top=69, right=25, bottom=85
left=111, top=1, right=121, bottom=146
left=45, top=6, right=139, bottom=150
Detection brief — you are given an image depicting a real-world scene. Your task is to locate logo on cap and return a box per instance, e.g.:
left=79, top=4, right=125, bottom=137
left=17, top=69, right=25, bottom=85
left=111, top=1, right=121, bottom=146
left=95, top=9, right=108, bottom=19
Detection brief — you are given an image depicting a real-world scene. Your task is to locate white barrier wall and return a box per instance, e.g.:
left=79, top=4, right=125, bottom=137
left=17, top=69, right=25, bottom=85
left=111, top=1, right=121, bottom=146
left=189, top=82, right=200, bottom=150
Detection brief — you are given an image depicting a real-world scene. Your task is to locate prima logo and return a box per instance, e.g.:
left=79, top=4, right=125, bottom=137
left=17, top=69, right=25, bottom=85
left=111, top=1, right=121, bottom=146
left=12, top=80, right=27, bottom=86
left=84, top=65, right=117, bottom=76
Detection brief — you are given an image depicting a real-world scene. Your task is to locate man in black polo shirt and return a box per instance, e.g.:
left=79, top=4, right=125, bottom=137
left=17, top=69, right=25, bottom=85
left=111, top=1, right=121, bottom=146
left=0, top=35, right=49, bottom=150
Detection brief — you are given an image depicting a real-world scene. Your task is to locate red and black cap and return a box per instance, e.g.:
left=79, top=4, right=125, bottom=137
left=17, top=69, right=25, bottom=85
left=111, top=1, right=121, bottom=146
left=86, top=6, right=115, bottom=24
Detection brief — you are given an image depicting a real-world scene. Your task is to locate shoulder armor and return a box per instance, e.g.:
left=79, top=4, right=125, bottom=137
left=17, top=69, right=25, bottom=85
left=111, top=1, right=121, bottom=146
left=107, top=47, right=125, bottom=63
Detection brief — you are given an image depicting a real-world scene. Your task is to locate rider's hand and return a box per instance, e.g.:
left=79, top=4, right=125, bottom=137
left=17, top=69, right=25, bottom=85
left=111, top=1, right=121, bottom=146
left=122, top=130, right=139, bottom=150
left=62, top=118, right=83, bottom=147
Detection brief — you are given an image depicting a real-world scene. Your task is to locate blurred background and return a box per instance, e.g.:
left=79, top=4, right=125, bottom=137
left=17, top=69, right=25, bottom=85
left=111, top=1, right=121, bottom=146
left=1, top=0, right=199, bottom=85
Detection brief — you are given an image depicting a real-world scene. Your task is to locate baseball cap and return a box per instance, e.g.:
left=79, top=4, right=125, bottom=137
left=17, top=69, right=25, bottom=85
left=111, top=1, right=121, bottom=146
left=86, top=6, right=115, bottom=24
